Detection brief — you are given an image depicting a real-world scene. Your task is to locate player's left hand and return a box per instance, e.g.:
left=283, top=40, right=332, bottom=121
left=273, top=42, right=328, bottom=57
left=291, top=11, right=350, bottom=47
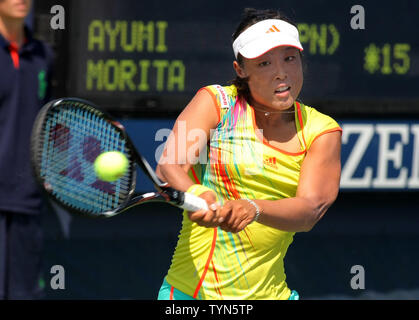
left=187, top=190, right=222, bottom=228
left=216, top=200, right=257, bottom=233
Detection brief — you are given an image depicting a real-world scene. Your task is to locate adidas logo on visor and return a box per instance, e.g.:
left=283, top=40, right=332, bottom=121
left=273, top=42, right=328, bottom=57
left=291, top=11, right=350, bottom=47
left=232, top=19, right=303, bottom=59
left=266, top=25, right=280, bottom=33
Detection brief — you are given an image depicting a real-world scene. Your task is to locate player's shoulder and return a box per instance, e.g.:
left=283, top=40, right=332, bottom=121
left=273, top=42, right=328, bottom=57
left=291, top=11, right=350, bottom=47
left=200, top=84, right=238, bottom=110
left=299, top=102, right=340, bottom=129
left=297, top=101, right=342, bottom=148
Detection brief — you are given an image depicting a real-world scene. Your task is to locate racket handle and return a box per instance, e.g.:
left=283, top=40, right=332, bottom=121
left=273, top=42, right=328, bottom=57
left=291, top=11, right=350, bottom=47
left=182, top=192, right=209, bottom=212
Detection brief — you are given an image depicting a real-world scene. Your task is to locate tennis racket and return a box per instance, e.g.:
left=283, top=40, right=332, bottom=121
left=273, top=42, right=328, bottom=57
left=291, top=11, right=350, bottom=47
left=30, top=97, right=208, bottom=218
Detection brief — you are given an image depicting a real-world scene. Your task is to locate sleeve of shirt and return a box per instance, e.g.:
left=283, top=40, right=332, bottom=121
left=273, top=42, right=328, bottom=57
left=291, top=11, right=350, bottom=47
left=199, top=84, right=237, bottom=123
left=304, top=107, right=342, bottom=150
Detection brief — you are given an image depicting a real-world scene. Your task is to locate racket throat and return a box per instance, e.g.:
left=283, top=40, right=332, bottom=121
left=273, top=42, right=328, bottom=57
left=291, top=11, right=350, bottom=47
left=160, top=187, right=185, bottom=206
left=162, top=188, right=208, bottom=212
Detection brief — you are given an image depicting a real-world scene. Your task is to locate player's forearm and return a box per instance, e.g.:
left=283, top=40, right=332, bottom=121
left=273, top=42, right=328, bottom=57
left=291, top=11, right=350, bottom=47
left=254, top=197, right=332, bottom=232
left=156, top=163, right=195, bottom=192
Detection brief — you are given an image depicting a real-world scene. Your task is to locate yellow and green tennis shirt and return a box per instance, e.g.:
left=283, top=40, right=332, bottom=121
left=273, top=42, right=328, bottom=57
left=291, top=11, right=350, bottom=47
left=165, top=84, right=342, bottom=300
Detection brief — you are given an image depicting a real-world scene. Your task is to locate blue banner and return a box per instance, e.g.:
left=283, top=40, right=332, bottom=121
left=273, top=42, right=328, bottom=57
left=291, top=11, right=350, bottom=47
left=340, top=120, right=419, bottom=190
left=121, top=119, right=419, bottom=191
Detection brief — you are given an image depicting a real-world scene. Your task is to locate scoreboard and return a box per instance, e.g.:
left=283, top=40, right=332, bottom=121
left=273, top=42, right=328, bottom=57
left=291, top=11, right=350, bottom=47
left=40, top=0, right=419, bottom=116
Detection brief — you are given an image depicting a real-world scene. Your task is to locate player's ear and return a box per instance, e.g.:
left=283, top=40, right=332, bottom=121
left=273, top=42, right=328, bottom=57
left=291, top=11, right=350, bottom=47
left=233, top=60, right=247, bottom=79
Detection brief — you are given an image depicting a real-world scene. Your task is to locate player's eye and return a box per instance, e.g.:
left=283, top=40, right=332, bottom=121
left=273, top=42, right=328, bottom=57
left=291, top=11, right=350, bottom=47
left=258, top=61, right=271, bottom=67
left=285, top=55, right=296, bottom=62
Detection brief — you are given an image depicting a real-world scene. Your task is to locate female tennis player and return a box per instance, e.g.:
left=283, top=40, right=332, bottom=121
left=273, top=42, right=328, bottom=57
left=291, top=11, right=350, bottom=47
left=156, top=8, right=342, bottom=300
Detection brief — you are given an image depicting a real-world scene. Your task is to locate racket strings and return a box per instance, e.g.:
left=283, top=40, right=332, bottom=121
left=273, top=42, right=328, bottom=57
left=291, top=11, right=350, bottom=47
left=39, top=103, right=133, bottom=214
left=56, top=106, right=130, bottom=211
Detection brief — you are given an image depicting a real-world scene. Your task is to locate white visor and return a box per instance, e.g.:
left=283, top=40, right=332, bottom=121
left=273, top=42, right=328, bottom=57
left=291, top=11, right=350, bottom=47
left=232, top=19, right=303, bottom=59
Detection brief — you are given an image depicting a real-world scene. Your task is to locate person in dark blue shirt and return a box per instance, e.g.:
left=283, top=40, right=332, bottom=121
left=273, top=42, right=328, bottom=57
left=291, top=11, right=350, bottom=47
left=0, top=0, right=53, bottom=299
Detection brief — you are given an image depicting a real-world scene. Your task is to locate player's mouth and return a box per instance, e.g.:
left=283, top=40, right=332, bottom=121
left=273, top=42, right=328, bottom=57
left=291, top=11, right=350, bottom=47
left=14, top=2, right=28, bottom=11
left=274, top=86, right=291, bottom=97
left=14, top=1, right=28, bottom=7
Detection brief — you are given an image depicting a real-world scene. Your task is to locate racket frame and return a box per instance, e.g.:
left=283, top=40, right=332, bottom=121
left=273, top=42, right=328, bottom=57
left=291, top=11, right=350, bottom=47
left=30, top=97, right=197, bottom=218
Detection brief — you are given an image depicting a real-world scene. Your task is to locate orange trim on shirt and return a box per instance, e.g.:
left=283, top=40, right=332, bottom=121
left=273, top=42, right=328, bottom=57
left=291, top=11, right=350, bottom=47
left=198, top=87, right=221, bottom=123
left=250, top=102, right=306, bottom=156
left=211, top=259, right=223, bottom=298
left=193, top=227, right=218, bottom=299
left=242, top=228, right=254, bottom=249
left=216, top=156, right=241, bottom=199
left=190, top=167, right=200, bottom=184
left=296, top=102, right=308, bottom=151
left=170, top=286, right=175, bottom=300
left=310, top=127, right=343, bottom=146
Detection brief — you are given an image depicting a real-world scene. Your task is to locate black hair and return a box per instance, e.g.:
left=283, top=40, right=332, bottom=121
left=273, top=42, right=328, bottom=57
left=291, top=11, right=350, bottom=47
left=231, top=8, right=303, bottom=102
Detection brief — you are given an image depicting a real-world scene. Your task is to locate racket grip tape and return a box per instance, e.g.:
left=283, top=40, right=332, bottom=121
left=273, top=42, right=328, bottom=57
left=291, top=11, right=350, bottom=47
left=182, top=192, right=209, bottom=212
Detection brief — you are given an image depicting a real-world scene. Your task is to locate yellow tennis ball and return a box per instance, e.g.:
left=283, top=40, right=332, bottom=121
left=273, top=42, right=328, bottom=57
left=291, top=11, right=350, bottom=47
left=94, top=151, right=128, bottom=182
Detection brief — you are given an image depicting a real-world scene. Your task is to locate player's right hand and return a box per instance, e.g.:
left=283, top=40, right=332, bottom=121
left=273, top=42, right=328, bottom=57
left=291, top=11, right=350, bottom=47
left=187, top=191, right=221, bottom=228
